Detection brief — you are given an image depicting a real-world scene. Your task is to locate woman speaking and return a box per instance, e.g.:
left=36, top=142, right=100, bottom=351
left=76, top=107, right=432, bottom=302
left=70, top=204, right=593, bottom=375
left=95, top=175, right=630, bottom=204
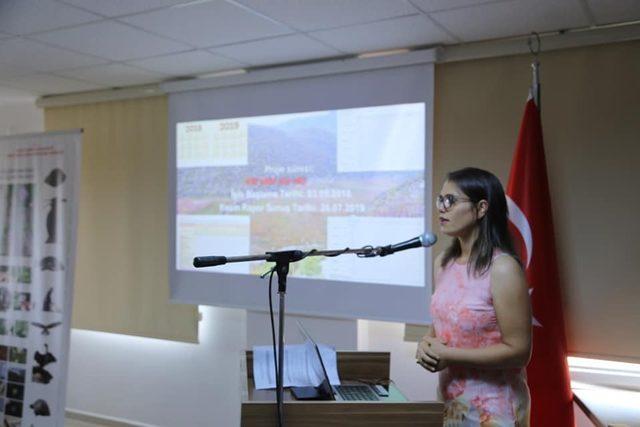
left=417, top=167, right=532, bottom=426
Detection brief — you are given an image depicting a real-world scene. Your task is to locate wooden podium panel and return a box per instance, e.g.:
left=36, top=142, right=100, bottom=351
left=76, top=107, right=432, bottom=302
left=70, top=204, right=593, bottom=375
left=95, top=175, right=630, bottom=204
left=241, top=351, right=443, bottom=426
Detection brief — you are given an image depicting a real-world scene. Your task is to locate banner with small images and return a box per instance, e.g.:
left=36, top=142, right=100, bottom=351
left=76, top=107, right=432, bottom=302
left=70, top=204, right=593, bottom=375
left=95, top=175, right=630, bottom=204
left=0, top=130, right=81, bottom=427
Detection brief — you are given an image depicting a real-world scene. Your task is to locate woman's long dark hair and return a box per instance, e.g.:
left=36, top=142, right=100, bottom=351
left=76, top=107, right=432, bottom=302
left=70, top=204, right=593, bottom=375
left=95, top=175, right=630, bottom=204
left=441, top=167, right=521, bottom=276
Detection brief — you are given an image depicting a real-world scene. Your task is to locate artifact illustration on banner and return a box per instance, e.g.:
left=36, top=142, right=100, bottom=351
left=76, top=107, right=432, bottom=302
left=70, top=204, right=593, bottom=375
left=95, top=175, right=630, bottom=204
left=0, top=131, right=81, bottom=427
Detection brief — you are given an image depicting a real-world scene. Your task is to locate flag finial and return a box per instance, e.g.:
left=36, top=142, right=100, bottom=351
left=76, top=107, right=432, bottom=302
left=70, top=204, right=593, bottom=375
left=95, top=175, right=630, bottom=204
left=527, top=32, right=541, bottom=57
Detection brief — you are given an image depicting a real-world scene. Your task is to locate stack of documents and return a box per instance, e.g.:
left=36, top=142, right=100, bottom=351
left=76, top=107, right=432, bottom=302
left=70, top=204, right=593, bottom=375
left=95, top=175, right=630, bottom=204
left=253, top=340, right=341, bottom=390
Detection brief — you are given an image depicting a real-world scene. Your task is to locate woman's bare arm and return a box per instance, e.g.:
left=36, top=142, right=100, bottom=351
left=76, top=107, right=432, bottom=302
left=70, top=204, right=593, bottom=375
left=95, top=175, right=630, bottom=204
left=416, top=252, right=443, bottom=363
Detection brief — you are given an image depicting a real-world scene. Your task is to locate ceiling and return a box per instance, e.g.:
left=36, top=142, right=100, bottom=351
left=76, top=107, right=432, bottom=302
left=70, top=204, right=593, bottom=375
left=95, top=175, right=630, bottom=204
left=0, top=0, right=638, bottom=103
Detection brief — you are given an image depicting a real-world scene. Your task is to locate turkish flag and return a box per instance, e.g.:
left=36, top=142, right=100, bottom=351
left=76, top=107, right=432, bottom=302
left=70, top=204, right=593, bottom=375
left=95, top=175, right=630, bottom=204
left=506, top=98, right=575, bottom=426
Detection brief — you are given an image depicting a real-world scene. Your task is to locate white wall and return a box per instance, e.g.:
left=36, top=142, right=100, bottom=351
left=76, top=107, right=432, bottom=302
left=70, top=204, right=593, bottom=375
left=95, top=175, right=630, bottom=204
left=67, top=306, right=247, bottom=427
left=0, top=100, right=43, bottom=135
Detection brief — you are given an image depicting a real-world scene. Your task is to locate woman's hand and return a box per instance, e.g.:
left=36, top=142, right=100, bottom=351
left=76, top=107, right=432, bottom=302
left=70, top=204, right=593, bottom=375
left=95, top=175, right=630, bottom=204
left=416, top=336, right=450, bottom=372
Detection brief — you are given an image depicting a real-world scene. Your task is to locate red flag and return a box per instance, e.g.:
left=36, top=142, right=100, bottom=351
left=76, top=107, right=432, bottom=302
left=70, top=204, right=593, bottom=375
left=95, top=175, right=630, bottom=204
left=507, top=97, right=575, bottom=426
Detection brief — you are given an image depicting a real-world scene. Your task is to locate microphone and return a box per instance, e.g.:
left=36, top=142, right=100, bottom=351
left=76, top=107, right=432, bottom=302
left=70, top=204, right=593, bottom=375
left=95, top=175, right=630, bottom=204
left=193, top=256, right=227, bottom=268
left=377, top=232, right=437, bottom=257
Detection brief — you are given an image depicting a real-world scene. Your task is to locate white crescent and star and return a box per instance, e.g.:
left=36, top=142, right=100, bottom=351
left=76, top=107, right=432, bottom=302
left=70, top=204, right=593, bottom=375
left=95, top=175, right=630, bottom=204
left=507, top=195, right=542, bottom=328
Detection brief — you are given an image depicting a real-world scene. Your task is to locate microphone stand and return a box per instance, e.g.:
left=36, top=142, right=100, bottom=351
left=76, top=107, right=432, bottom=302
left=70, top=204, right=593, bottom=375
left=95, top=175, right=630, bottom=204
left=268, top=250, right=304, bottom=427
left=192, top=241, right=425, bottom=427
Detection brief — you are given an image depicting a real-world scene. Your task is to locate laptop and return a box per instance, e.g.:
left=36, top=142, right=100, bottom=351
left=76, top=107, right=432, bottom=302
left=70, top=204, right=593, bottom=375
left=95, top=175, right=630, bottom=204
left=291, top=321, right=388, bottom=402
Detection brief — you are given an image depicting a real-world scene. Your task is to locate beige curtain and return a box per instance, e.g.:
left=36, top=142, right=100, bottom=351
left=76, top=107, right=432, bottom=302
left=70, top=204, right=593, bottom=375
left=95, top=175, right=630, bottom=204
left=45, top=95, right=198, bottom=342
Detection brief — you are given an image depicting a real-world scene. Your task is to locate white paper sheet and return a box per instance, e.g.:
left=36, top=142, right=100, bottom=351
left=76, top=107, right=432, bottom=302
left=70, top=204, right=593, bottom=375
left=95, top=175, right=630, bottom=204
left=253, top=341, right=341, bottom=390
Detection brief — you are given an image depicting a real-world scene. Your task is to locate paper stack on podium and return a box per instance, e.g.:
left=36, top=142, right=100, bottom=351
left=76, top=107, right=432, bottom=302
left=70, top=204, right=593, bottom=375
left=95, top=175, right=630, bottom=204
left=252, top=341, right=340, bottom=389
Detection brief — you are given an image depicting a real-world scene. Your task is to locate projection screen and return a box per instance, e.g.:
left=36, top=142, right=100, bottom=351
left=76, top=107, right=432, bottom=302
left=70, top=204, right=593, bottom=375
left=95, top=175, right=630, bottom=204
left=166, top=55, right=435, bottom=324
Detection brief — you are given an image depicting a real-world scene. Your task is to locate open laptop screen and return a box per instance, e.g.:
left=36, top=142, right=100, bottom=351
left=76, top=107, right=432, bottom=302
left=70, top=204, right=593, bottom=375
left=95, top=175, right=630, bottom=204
left=297, top=321, right=336, bottom=399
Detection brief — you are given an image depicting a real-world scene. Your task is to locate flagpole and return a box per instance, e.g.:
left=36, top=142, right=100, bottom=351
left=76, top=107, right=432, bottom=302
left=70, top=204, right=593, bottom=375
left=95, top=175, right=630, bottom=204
left=528, top=32, right=541, bottom=109
left=531, top=60, right=540, bottom=108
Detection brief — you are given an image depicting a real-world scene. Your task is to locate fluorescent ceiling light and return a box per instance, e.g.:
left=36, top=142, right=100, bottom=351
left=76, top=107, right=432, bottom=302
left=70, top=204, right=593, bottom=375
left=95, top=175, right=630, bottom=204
left=358, top=48, right=411, bottom=59
left=198, top=69, right=247, bottom=79
left=172, top=0, right=215, bottom=8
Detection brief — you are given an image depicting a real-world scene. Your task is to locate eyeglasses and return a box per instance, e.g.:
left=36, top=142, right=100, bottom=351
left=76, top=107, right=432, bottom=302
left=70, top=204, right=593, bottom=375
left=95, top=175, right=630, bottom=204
left=436, top=194, right=472, bottom=211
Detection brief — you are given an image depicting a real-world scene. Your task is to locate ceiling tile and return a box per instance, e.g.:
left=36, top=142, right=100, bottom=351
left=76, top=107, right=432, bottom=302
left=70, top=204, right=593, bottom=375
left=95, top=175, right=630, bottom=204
left=0, top=0, right=100, bottom=36
left=127, top=50, right=243, bottom=76
left=210, top=34, right=343, bottom=66
left=585, top=0, right=640, bottom=25
left=56, top=64, right=166, bottom=87
left=310, top=15, right=453, bottom=54
left=234, top=0, right=419, bottom=31
left=31, top=21, right=191, bottom=61
left=118, top=1, right=292, bottom=48
left=0, top=38, right=108, bottom=72
left=59, top=0, right=193, bottom=17
left=431, top=0, right=590, bottom=42
left=1, top=74, right=105, bottom=95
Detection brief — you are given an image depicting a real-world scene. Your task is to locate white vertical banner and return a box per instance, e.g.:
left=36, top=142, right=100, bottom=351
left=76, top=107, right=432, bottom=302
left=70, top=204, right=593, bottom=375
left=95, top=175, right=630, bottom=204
left=0, top=130, right=81, bottom=427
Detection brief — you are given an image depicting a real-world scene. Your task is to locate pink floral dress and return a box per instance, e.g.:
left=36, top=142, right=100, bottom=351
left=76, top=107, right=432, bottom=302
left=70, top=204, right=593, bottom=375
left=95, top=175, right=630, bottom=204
left=430, top=255, right=530, bottom=426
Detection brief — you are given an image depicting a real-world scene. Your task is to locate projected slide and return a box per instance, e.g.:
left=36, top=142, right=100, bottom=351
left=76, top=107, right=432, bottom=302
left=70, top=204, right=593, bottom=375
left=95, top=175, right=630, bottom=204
left=176, top=103, right=425, bottom=286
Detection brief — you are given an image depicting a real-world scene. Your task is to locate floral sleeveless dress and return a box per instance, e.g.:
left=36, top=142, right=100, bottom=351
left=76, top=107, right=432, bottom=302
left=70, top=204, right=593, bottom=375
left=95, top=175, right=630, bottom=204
left=430, top=255, right=530, bottom=426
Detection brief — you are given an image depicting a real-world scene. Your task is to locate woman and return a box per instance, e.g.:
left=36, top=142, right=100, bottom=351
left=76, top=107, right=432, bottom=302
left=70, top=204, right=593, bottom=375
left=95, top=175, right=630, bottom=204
left=416, top=167, right=532, bottom=426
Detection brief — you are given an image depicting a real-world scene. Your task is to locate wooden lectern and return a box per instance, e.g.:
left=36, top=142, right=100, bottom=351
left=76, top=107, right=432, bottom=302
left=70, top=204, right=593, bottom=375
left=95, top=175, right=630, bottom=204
left=241, top=351, right=443, bottom=426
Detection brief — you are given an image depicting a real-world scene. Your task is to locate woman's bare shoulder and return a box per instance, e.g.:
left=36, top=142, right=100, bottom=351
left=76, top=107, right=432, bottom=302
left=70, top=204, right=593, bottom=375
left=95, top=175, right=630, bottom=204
left=490, top=254, right=527, bottom=294
left=491, top=253, right=522, bottom=276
